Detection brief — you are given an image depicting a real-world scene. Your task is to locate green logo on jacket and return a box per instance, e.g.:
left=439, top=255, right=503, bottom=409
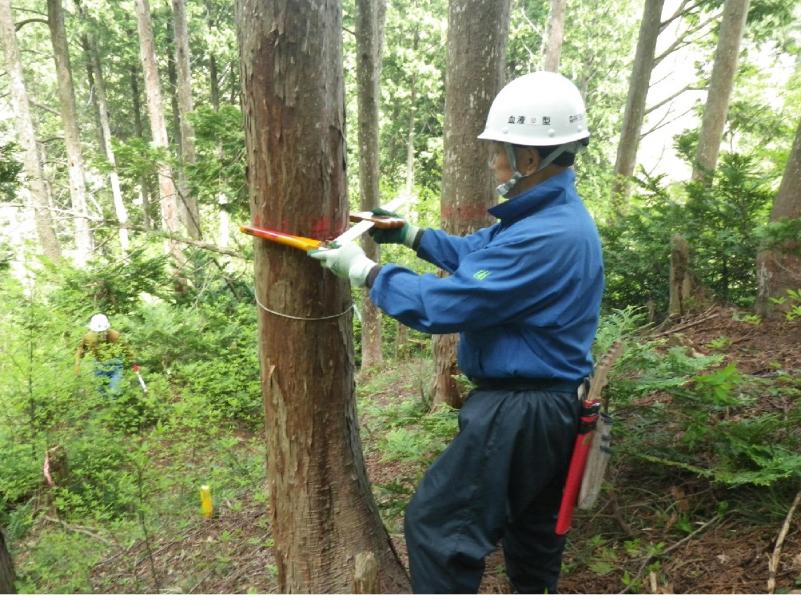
left=473, top=269, right=491, bottom=281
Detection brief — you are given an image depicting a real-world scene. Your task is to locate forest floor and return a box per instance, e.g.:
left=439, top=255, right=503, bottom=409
left=11, top=305, right=801, bottom=593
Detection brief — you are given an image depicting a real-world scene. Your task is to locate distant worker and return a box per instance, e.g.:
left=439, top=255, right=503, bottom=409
left=75, top=313, right=138, bottom=396
left=310, top=71, right=604, bottom=593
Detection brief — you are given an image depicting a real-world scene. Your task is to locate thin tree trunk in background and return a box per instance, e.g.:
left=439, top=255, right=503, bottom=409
left=167, top=38, right=182, bottom=151
left=404, top=28, right=419, bottom=195
left=237, top=0, right=409, bottom=591
left=0, top=0, right=61, bottom=260
left=356, top=0, right=387, bottom=369
left=432, top=0, right=511, bottom=409
left=756, top=117, right=801, bottom=318
left=82, top=36, right=105, bottom=151
left=612, top=0, right=664, bottom=209
left=691, top=0, right=750, bottom=181
left=209, top=53, right=221, bottom=110
left=47, top=0, right=93, bottom=265
left=79, top=1, right=129, bottom=253
left=130, top=64, right=153, bottom=230
left=134, top=0, right=185, bottom=270
left=0, top=529, right=15, bottom=593
left=542, top=0, right=566, bottom=72
left=172, top=0, right=202, bottom=239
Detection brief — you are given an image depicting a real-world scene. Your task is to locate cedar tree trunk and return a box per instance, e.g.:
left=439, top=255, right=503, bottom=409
left=432, top=0, right=511, bottom=408
left=237, top=0, right=409, bottom=592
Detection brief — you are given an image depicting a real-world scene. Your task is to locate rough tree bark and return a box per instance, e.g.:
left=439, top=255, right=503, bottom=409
left=756, top=117, right=801, bottom=318
left=0, top=0, right=61, bottom=259
left=78, top=0, right=130, bottom=253
left=172, top=0, right=202, bottom=239
left=612, top=0, right=664, bottom=208
left=0, top=528, right=15, bottom=593
left=691, top=0, right=750, bottom=181
left=47, top=0, right=93, bottom=265
left=134, top=0, right=185, bottom=269
left=542, top=0, right=566, bottom=72
left=237, top=0, right=409, bottom=592
left=432, top=0, right=511, bottom=408
left=356, top=0, right=387, bottom=369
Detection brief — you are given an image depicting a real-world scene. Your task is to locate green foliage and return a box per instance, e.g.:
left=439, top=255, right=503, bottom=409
left=188, top=105, right=247, bottom=218
left=683, top=154, right=773, bottom=305
left=0, top=142, right=22, bottom=200
left=42, top=248, right=170, bottom=319
left=612, top=341, right=801, bottom=488
left=602, top=153, right=773, bottom=313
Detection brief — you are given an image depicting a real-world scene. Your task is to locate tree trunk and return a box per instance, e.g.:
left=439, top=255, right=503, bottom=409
left=209, top=52, right=221, bottom=111
left=237, top=0, right=409, bottom=592
left=612, top=0, right=664, bottom=209
left=134, top=0, right=185, bottom=270
left=0, top=0, right=61, bottom=260
left=172, top=0, right=202, bottom=239
left=756, top=117, right=801, bottom=318
left=79, top=2, right=130, bottom=253
left=542, top=0, right=566, bottom=72
left=669, top=233, right=691, bottom=317
left=432, top=0, right=510, bottom=409
left=130, top=64, right=154, bottom=230
left=691, top=0, right=750, bottom=182
left=81, top=35, right=105, bottom=151
left=0, top=528, right=15, bottom=593
left=356, top=0, right=387, bottom=370
left=47, top=0, right=93, bottom=265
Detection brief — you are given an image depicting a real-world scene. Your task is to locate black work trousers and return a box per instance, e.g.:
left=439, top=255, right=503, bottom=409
left=404, top=384, right=580, bottom=593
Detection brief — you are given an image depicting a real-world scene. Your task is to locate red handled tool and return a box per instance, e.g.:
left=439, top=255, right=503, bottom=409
left=555, top=342, right=623, bottom=535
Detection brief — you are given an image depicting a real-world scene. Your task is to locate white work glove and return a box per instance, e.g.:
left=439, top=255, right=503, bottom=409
left=308, top=242, right=377, bottom=288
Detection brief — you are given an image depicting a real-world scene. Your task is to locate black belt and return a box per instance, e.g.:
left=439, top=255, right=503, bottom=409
left=471, top=377, right=582, bottom=393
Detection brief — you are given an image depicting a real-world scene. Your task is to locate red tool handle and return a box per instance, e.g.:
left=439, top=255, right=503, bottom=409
left=555, top=431, right=594, bottom=535
left=555, top=399, right=601, bottom=535
left=239, top=224, right=323, bottom=252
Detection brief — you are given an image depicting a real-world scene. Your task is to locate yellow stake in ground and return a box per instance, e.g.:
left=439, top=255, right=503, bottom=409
left=200, top=485, right=213, bottom=519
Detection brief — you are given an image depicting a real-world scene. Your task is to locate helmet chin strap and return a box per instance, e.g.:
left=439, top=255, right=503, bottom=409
left=496, top=141, right=586, bottom=198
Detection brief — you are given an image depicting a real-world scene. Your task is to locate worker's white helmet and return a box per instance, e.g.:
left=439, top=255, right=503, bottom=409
left=478, top=71, right=589, bottom=146
left=89, top=313, right=110, bottom=332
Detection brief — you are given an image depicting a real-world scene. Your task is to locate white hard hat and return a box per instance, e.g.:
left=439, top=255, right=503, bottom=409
left=478, top=71, right=589, bottom=146
left=89, top=313, right=110, bottom=332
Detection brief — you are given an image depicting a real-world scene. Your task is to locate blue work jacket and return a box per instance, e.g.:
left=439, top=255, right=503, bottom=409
left=369, top=169, right=604, bottom=381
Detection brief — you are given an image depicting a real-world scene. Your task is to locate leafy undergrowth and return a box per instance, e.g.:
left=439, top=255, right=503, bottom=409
left=7, top=306, right=801, bottom=593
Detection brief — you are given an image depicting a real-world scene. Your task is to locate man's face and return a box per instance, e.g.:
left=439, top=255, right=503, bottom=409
left=488, top=142, right=539, bottom=185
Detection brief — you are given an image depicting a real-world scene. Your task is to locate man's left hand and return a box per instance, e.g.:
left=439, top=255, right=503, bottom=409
left=308, top=242, right=376, bottom=288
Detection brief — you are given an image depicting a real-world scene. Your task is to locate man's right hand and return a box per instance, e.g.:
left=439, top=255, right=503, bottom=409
left=369, top=207, right=419, bottom=247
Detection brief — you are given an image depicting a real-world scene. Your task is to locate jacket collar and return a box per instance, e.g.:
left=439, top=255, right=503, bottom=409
left=488, top=168, right=575, bottom=224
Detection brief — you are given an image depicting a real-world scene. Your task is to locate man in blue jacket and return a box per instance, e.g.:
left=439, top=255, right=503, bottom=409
left=311, top=71, right=603, bottom=594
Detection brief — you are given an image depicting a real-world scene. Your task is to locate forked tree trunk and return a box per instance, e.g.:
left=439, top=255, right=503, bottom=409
left=691, top=0, right=750, bottom=181
left=48, top=0, right=93, bottom=265
left=0, top=0, right=61, bottom=259
left=356, top=0, right=387, bottom=369
left=432, top=0, right=510, bottom=409
left=756, top=117, right=801, bottom=318
left=0, top=528, right=14, bottom=593
left=612, top=0, right=664, bottom=208
left=134, top=0, right=185, bottom=270
left=237, top=0, right=409, bottom=592
left=172, top=0, right=202, bottom=239
left=542, top=0, right=566, bottom=72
